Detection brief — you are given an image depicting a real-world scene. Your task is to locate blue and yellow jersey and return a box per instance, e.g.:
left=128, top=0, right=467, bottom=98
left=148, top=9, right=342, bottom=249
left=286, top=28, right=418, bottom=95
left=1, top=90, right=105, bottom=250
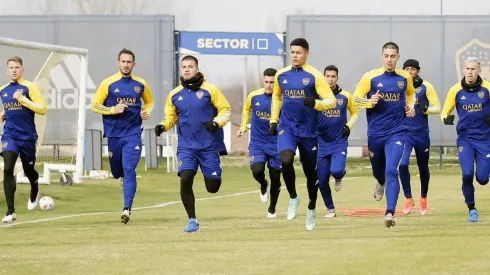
left=353, top=67, right=415, bottom=137
left=318, top=89, right=359, bottom=144
left=441, top=80, right=490, bottom=141
left=160, top=81, right=231, bottom=152
left=0, top=78, right=47, bottom=140
left=406, top=80, right=441, bottom=134
left=240, top=88, right=277, bottom=147
left=271, top=63, right=336, bottom=137
left=91, top=72, right=154, bottom=138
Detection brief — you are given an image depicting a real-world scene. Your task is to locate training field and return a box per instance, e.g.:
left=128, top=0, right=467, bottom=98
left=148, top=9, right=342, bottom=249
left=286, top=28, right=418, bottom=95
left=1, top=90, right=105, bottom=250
left=0, top=158, right=489, bottom=275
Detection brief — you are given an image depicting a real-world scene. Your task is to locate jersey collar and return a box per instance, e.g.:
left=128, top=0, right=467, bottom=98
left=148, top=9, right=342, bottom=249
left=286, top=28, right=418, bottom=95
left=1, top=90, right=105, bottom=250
left=116, top=71, right=133, bottom=79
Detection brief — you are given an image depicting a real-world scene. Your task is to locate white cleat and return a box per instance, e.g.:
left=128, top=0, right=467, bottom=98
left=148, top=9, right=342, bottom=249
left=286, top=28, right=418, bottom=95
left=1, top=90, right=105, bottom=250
left=306, top=209, right=316, bottom=231
left=119, top=177, right=124, bottom=187
left=325, top=208, right=336, bottom=218
left=374, top=182, right=385, bottom=201
left=267, top=212, right=277, bottom=219
left=334, top=178, right=343, bottom=192
left=384, top=213, right=395, bottom=228
left=260, top=186, right=268, bottom=203
left=2, top=213, right=16, bottom=224
left=286, top=197, right=300, bottom=220
left=27, top=184, right=40, bottom=210
left=120, top=210, right=131, bottom=225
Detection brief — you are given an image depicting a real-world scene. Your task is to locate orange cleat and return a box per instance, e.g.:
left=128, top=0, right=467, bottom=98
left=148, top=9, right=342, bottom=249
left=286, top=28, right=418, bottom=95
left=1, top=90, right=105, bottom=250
left=402, top=197, right=414, bottom=215
left=419, top=197, right=428, bottom=215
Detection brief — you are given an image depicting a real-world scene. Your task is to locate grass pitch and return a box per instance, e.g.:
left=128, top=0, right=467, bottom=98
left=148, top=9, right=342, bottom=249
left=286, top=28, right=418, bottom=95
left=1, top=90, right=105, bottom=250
left=0, top=158, right=489, bottom=275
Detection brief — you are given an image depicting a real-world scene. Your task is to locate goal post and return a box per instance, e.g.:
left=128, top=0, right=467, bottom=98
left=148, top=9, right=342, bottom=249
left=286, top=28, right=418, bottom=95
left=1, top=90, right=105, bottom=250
left=0, top=37, right=89, bottom=184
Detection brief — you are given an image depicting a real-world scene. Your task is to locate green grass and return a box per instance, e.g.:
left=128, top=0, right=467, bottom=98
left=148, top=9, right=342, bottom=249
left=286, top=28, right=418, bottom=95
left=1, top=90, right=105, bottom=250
left=0, top=157, right=488, bottom=275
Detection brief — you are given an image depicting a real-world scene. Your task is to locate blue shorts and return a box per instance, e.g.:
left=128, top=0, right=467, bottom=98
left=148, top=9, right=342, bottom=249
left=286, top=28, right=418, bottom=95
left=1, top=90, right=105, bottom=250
left=107, top=134, right=142, bottom=179
left=1, top=136, right=36, bottom=165
left=277, top=125, right=318, bottom=170
left=177, top=148, right=222, bottom=179
left=249, top=144, right=281, bottom=171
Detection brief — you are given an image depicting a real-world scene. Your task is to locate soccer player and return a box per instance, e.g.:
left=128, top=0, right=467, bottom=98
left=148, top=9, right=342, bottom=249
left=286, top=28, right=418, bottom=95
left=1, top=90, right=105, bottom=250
left=237, top=68, right=282, bottom=218
left=0, top=56, right=47, bottom=223
left=441, top=57, right=490, bottom=223
left=399, top=59, right=441, bottom=216
left=317, top=65, right=359, bottom=218
left=91, top=48, right=154, bottom=225
left=155, top=55, right=231, bottom=233
left=270, top=38, right=336, bottom=231
left=353, top=42, right=416, bottom=228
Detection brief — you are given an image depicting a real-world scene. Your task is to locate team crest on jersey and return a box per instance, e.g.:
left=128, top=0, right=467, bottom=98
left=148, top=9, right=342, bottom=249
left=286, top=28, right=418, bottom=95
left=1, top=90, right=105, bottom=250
left=415, top=87, right=422, bottom=93
left=196, top=91, right=203, bottom=99
left=397, top=81, right=404, bottom=89
left=134, top=86, right=140, bottom=94
left=458, top=146, right=464, bottom=153
left=337, top=99, right=344, bottom=105
left=302, top=78, right=310, bottom=86
left=455, top=38, right=490, bottom=81
left=478, top=91, right=484, bottom=99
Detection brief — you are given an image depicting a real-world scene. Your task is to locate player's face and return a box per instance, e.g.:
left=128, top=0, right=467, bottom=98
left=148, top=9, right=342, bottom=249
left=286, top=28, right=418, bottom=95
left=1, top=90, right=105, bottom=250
left=118, top=53, right=135, bottom=76
left=6, top=61, right=23, bottom=81
left=181, top=59, right=198, bottom=80
left=324, top=70, right=338, bottom=89
left=381, top=48, right=399, bottom=72
left=290, top=46, right=308, bottom=67
left=263, top=76, right=274, bottom=94
left=463, top=61, right=481, bottom=83
left=404, top=67, right=419, bottom=78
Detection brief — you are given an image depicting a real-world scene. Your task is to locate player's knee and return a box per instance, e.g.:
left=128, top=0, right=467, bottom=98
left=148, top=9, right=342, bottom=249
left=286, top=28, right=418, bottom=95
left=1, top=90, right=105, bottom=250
left=385, top=167, right=398, bottom=179
left=331, top=169, right=345, bottom=179
left=204, top=177, right=221, bottom=193
left=476, top=175, right=489, bottom=186
left=462, top=173, right=474, bottom=184
left=2, top=151, right=17, bottom=175
left=280, top=150, right=295, bottom=167
left=180, top=170, right=196, bottom=185
left=250, top=163, right=266, bottom=178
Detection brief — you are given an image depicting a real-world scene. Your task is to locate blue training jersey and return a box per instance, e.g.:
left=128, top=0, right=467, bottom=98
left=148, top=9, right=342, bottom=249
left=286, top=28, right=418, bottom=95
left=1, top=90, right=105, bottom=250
left=0, top=78, right=47, bottom=140
left=240, top=88, right=277, bottom=148
left=405, top=79, right=441, bottom=135
left=441, top=79, right=490, bottom=141
left=353, top=67, right=415, bottom=137
left=270, top=63, right=336, bottom=138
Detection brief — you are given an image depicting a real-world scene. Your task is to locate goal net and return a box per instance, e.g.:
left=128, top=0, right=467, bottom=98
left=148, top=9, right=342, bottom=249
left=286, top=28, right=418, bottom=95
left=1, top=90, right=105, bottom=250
left=0, top=37, right=88, bottom=184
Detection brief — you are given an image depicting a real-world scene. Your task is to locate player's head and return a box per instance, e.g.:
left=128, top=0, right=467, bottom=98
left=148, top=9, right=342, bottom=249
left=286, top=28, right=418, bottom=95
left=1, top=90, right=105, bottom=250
left=6, top=56, right=24, bottom=82
left=323, top=65, right=339, bottom=89
left=381, top=42, right=400, bottom=72
left=262, top=68, right=277, bottom=94
left=180, top=55, right=199, bottom=80
left=463, top=57, right=481, bottom=84
left=118, top=48, right=135, bottom=76
left=403, top=59, right=420, bottom=78
left=289, top=38, right=309, bottom=67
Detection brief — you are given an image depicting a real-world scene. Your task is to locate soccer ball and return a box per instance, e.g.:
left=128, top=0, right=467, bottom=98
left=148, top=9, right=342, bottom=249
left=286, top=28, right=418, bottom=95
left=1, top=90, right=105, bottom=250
left=39, top=196, right=55, bottom=210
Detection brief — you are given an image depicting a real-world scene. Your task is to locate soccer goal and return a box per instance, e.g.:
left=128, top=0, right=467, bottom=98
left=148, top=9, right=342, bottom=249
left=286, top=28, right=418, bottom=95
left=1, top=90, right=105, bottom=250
left=0, top=37, right=89, bottom=185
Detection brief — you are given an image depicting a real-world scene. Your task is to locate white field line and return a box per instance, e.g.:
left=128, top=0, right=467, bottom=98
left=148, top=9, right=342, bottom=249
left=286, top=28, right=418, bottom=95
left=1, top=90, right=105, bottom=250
left=1, top=177, right=359, bottom=228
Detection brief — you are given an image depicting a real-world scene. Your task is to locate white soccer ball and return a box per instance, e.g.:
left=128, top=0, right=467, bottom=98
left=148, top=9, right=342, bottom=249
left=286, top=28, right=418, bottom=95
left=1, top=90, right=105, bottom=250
left=39, top=196, right=55, bottom=210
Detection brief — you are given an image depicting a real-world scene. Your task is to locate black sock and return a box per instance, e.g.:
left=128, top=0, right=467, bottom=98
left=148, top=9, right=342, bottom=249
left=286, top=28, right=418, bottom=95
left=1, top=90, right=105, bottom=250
left=123, top=207, right=131, bottom=211
left=385, top=209, right=394, bottom=215
left=3, top=172, right=16, bottom=214
left=180, top=170, right=197, bottom=219
left=30, top=180, right=39, bottom=202
left=280, top=150, right=297, bottom=199
left=306, top=173, right=318, bottom=210
left=467, top=203, right=476, bottom=212
left=268, top=168, right=281, bottom=214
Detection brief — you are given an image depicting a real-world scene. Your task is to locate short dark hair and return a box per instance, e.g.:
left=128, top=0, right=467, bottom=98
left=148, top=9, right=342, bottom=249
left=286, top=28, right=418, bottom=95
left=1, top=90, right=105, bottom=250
left=118, top=48, right=135, bottom=61
left=290, top=38, right=309, bottom=51
left=382, top=42, right=399, bottom=53
left=324, top=65, right=338, bottom=75
left=263, top=68, right=277, bottom=77
left=181, top=55, right=199, bottom=66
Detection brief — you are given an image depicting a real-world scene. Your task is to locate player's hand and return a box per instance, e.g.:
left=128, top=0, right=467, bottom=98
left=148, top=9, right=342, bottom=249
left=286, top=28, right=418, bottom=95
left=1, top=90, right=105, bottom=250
left=113, top=103, right=127, bottom=114
left=303, top=97, right=316, bottom=108
left=370, top=91, right=381, bottom=106
left=140, top=109, right=150, bottom=120
left=204, top=121, right=219, bottom=133
left=237, top=128, right=246, bottom=137
left=269, top=123, right=278, bottom=136
left=443, top=115, right=455, bottom=125
left=416, top=101, right=428, bottom=113
left=342, top=125, right=351, bottom=137
left=154, top=124, right=165, bottom=136
left=0, top=110, right=5, bottom=122
left=13, top=90, right=23, bottom=100
left=485, top=116, right=490, bottom=125
left=405, top=105, right=415, bottom=118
